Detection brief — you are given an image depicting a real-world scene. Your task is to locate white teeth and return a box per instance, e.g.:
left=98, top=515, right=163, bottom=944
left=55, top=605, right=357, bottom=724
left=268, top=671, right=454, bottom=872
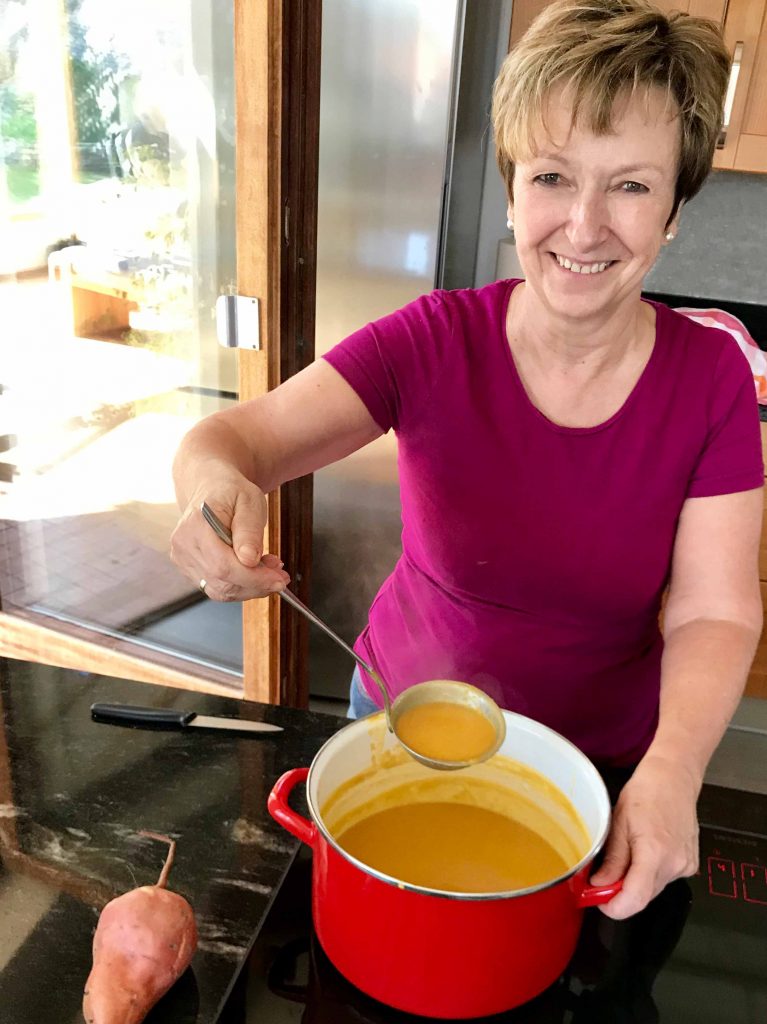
left=555, top=254, right=610, bottom=274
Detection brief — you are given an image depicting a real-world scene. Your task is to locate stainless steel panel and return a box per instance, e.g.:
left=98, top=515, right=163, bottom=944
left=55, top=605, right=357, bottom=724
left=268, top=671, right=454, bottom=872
left=310, top=0, right=461, bottom=699
left=440, top=0, right=509, bottom=290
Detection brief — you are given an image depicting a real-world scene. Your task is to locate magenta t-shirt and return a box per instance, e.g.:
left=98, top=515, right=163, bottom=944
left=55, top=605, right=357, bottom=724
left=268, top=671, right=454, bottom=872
left=323, top=279, right=763, bottom=765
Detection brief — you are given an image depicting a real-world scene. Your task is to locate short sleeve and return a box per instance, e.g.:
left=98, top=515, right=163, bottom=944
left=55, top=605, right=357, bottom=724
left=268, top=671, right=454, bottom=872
left=322, top=291, right=453, bottom=434
left=687, top=332, right=764, bottom=498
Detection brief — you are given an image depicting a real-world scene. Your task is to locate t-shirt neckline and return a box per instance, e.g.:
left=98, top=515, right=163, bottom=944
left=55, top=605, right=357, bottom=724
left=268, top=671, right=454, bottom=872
left=498, top=278, right=664, bottom=436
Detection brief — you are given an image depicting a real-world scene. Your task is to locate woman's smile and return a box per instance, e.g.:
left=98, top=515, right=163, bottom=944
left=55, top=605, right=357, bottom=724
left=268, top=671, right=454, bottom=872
left=550, top=252, right=615, bottom=275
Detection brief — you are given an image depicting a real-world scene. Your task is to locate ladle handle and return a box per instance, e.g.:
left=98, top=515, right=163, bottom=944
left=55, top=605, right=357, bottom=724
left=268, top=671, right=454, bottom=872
left=277, top=588, right=391, bottom=712
left=200, top=501, right=392, bottom=716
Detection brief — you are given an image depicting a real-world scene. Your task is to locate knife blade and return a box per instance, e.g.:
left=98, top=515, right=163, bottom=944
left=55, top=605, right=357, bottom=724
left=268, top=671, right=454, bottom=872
left=91, top=702, right=284, bottom=734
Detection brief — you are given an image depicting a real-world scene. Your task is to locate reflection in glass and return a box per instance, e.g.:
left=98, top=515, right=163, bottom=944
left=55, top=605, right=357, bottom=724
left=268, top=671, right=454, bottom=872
left=0, top=0, right=241, bottom=676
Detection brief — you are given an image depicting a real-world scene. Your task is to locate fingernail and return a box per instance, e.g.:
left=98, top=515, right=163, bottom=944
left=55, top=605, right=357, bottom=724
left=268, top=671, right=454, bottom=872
left=238, top=545, right=259, bottom=562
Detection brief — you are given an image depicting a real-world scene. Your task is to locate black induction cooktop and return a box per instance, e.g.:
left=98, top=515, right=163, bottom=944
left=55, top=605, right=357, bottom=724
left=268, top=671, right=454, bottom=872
left=233, top=782, right=767, bottom=1024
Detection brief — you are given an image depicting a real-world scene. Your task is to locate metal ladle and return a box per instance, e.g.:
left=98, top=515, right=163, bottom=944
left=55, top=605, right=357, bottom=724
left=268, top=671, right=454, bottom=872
left=200, top=502, right=506, bottom=770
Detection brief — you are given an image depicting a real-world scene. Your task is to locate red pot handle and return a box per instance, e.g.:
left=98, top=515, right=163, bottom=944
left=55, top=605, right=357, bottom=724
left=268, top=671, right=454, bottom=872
left=576, top=877, right=623, bottom=907
left=268, top=767, right=317, bottom=848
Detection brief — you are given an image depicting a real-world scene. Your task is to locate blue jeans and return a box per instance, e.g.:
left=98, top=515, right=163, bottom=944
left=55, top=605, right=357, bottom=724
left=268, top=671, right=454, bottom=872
left=346, top=666, right=381, bottom=719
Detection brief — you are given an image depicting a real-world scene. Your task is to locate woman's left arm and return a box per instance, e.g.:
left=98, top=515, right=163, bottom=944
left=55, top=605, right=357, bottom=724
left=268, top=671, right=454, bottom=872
left=592, top=486, right=764, bottom=919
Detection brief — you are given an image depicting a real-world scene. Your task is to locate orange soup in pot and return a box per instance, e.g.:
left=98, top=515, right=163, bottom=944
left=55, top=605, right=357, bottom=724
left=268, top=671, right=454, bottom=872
left=321, top=754, right=590, bottom=894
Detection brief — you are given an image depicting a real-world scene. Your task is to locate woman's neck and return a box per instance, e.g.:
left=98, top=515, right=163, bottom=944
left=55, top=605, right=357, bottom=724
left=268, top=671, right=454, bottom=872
left=504, top=281, right=658, bottom=428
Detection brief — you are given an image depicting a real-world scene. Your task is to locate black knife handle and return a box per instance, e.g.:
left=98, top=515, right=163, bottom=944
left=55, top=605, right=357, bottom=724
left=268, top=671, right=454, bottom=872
left=91, top=703, right=197, bottom=729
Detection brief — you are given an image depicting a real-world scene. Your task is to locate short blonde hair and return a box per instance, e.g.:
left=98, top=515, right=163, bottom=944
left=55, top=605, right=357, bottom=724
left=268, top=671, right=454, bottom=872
left=492, top=0, right=730, bottom=221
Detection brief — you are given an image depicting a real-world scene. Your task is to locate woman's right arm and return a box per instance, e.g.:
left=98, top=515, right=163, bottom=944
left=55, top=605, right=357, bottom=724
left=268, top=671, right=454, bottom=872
left=170, top=359, right=383, bottom=601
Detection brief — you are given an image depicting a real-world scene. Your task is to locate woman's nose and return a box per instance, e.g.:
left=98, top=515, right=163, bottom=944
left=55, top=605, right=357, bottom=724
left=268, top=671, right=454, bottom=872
left=565, top=194, right=609, bottom=254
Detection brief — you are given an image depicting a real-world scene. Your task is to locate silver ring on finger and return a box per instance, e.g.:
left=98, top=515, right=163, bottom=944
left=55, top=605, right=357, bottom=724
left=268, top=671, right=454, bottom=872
left=199, top=578, right=208, bottom=595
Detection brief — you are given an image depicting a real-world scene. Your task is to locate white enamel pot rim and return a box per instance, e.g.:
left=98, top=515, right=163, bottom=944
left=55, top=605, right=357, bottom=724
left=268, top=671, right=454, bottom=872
left=304, top=708, right=613, bottom=902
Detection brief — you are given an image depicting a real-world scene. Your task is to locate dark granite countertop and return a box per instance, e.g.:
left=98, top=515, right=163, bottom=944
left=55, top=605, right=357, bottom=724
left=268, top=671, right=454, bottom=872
left=0, top=656, right=344, bottom=1024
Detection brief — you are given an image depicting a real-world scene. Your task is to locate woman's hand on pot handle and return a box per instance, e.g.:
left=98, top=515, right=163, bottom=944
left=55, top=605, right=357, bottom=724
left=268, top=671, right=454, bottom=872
left=170, top=478, right=291, bottom=601
left=589, top=753, right=700, bottom=920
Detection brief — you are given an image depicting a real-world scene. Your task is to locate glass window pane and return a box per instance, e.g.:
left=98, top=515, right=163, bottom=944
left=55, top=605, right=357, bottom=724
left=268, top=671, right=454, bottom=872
left=0, top=0, right=243, bottom=679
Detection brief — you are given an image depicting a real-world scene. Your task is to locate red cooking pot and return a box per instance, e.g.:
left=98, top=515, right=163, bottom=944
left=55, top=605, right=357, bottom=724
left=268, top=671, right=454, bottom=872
left=268, top=710, right=622, bottom=1019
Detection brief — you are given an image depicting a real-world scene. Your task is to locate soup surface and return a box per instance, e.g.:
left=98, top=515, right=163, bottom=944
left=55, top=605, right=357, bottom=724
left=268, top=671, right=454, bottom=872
left=336, top=800, right=569, bottom=892
left=395, top=701, right=497, bottom=763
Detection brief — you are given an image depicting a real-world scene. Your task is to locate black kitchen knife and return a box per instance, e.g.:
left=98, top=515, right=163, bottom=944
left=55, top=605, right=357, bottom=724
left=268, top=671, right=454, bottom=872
left=91, top=702, right=284, bottom=734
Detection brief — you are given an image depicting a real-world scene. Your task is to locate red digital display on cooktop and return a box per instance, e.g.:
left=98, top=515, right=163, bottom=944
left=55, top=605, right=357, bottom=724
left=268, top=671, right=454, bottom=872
left=707, top=854, right=767, bottom=904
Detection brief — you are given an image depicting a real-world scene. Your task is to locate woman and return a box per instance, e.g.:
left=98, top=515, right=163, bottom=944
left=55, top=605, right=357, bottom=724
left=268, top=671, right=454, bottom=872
left=171, top=0, right=763, bottom=920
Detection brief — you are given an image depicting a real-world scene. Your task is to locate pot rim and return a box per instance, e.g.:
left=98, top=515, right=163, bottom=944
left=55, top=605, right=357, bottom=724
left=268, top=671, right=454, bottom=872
left=305, top=712, right=613, bottom=902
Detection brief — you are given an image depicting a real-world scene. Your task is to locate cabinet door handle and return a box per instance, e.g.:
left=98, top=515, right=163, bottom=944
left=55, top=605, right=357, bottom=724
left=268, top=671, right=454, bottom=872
left=717, top=41, right=744, bottom=149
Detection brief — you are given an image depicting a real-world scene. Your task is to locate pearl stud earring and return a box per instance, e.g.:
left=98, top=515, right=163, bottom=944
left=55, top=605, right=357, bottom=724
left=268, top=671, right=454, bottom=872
left=507, top=218, right=514, bottom=231
left=665, top=232, right=674, bottom=241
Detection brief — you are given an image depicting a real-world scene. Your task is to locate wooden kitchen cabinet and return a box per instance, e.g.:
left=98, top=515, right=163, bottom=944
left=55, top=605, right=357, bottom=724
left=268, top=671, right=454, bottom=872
left=508, top=0, right=555, bottom=47
left=713, top=0, right=767, bottom=173
left=651, top=0, right=767, bottom=177
left=744, top=423, right=767, bottom=698
left=747, top=582, right=767, bottom=695
left=652, top=0, right=728, bottom=22
left=508, top=0, right=728, bottom=52
left=508, top=0, right=767, bottom=174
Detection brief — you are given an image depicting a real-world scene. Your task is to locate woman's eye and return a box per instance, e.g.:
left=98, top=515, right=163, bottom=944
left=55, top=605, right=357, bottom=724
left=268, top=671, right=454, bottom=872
left=620, top=181, right=649, bottom=193
left=534, top=173, right=561, bottom=186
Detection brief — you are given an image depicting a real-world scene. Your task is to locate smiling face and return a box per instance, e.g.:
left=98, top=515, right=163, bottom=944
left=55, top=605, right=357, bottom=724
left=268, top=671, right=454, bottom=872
left=510, top=86, right=681, bottom=325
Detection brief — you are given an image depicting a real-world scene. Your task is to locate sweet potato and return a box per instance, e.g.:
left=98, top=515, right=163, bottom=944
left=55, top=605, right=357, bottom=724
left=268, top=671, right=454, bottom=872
left=83, top=832, right=198, bottom=1024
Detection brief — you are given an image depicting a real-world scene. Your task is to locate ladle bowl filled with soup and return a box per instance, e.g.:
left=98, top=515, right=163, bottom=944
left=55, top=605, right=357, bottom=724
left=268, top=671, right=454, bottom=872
left=268, top=710, right=622, bottom=1019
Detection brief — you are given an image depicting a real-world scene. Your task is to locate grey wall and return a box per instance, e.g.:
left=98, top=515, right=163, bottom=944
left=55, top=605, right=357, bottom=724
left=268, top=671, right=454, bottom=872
left=645, top=170, right=767, bottom=305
